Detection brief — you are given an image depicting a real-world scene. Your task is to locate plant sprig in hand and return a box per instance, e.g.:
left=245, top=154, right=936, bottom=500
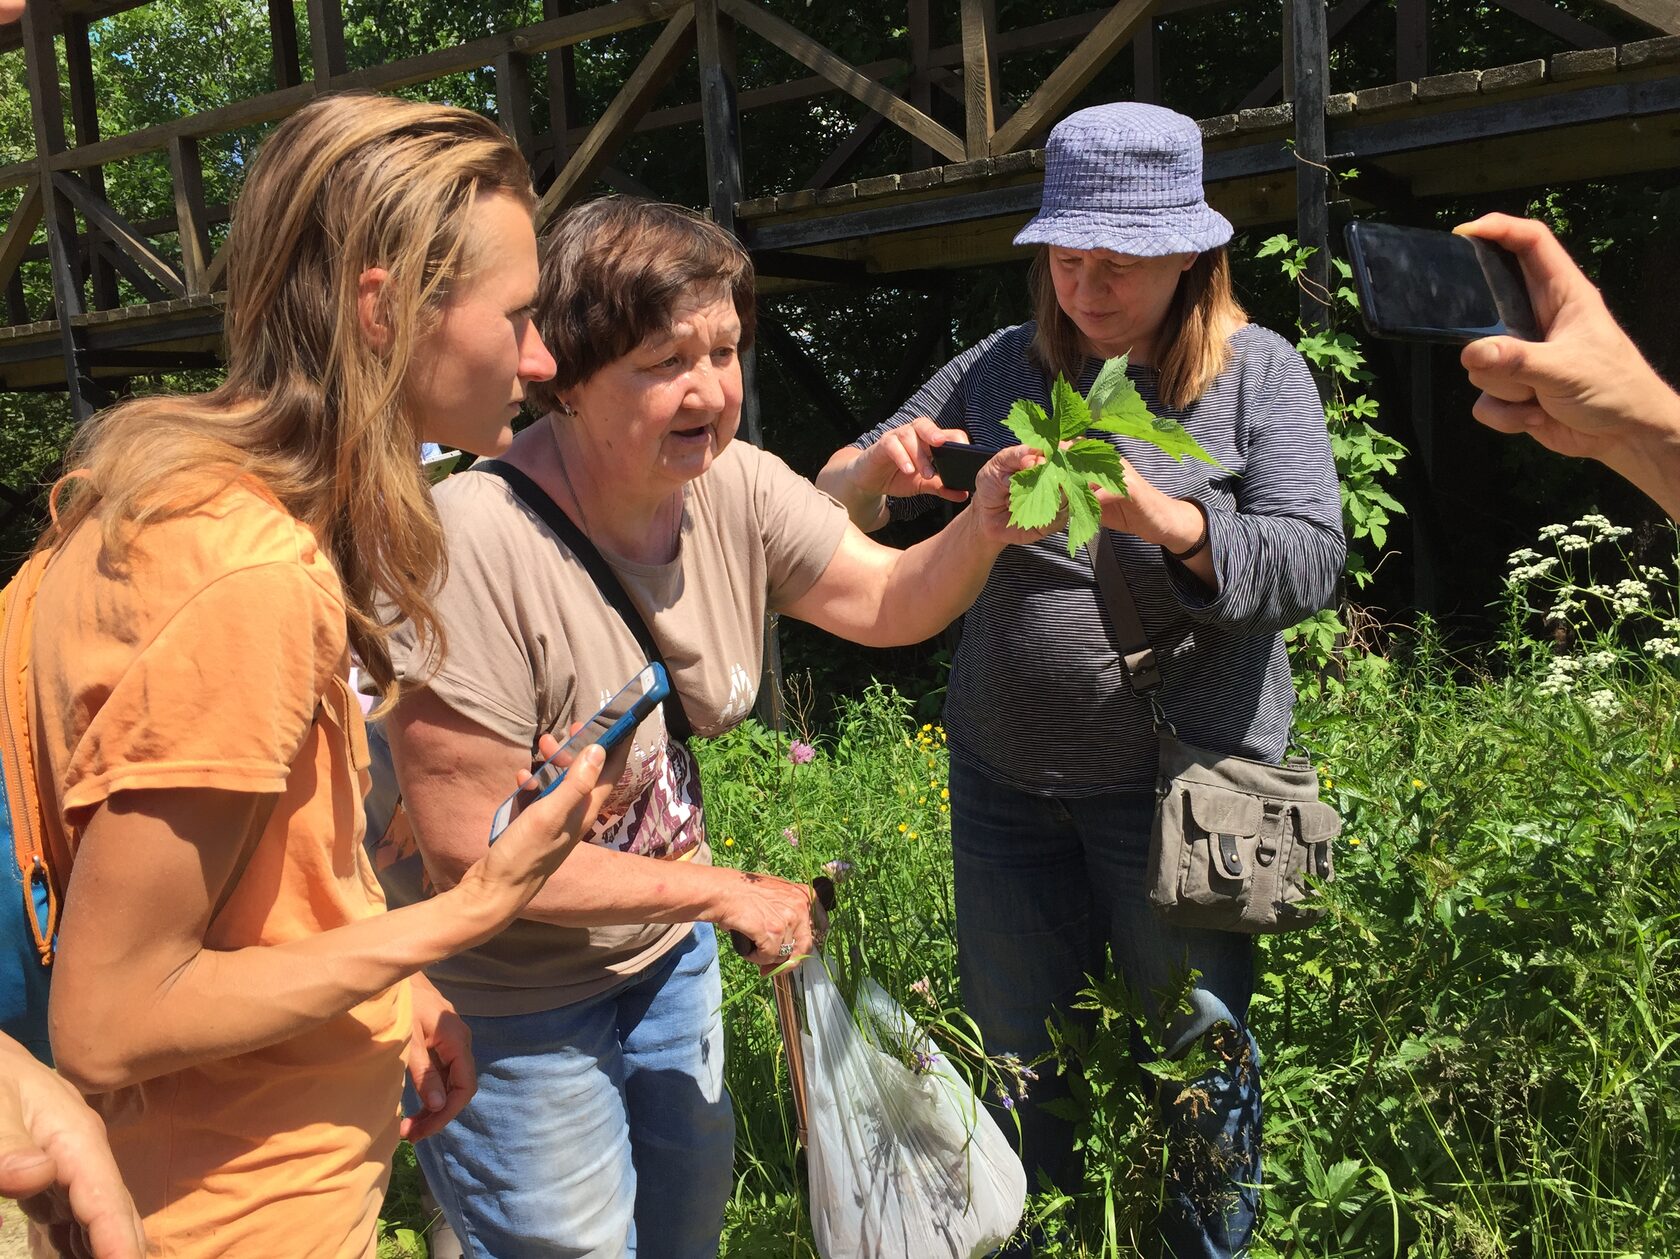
left=1002, top=355, right=1223, bottom=556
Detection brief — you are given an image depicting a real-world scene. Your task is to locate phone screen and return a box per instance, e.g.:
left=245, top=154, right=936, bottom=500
left=487, top=662, right=670, bottom=844
left=1345, top=221, right=1538, bottom=345
left=929, top=442, right=1000, bottom=494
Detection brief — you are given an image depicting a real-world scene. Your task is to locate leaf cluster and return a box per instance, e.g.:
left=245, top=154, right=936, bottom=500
left=1001, top=356, right=1221, bottom=557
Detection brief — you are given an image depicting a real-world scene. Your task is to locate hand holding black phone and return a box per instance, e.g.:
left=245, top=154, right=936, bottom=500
left=928, top=441, right=1003, bottom=494
left=1344, top=221, right=1540, bottom=346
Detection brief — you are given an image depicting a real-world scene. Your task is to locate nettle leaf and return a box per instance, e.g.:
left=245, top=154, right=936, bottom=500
left=1064, top=439, right=1127, bottom=494
left=1002, top=399, right=1056, bottom=454
left=1052, top=374, right=1091, bottom=440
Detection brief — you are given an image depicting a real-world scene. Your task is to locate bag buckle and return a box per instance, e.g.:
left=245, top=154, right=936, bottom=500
left=1217, top=832, right=1244, bottom=878
left=1256, top=800, right=1285, bottom=867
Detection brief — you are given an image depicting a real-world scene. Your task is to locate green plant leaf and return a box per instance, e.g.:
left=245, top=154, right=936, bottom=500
left=1008, top=461, right=1063, bottom=530
left=1091, top=407, right=1225, bottom=470
left=1064, top=438, right=1127, bottom=495
left=1052, top=373, right=1091, bottom=440
left=1002, top=399, right=1055, bottom=454
left=1063, top=479, right=1103, bottom=551
left=1084, top=356, right=1132, bottom=422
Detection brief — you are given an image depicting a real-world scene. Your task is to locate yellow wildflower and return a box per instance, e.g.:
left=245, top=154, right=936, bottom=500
left=897, top=823, right=908, bottom=834
left=724, top=837, right=735, bottom=847
left=941, top=788, right=950, bottom=800
left=1411, top=778, right=1425, bottom=789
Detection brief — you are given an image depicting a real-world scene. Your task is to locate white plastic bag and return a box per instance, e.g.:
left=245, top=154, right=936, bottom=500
left=799, top=962, right=1027, bottom=1259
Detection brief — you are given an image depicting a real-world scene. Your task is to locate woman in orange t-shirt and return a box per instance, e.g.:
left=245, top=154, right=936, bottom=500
left=27, top=94, right=610, bottom=1258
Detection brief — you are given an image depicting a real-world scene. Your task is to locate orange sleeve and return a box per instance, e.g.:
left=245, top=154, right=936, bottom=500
left=58, top=560, right=348, bottom=814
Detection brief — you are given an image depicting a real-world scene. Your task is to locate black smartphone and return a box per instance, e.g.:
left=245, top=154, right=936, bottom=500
left=928, top=442, right=1002, bottom=493
left=1344, top=221, right=1540, bottom=346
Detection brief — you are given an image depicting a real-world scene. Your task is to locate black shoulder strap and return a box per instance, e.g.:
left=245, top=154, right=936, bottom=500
left=474, top=459, right=693, bottom=743
left=1091, top=531, right=1163, bottom=699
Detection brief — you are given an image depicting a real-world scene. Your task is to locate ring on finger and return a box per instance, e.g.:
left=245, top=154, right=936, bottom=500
left=776, top=940, right=795, bottom=959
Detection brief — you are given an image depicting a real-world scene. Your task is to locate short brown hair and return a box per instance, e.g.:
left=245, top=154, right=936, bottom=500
left=529, top=197, right=755, bottom=411
left=1028, top=246, right=1247, bottom=412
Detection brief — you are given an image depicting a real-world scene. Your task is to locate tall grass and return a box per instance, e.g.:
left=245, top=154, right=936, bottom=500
left=382, top=518, right=1680, bottom=1257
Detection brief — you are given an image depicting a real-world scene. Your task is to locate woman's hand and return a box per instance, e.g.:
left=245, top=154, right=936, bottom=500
left=399, top=975, right=476, bottom=1143
left=967, top=444, right=1060, bottom=545
left=1094, top=458, right=1218, bottom=587
left=450, top=743, right=612, bottom=928
left=0, top=1032, right=145, bottom=1259
left=711, top=870, right=828, bottom=976
left=851, top=418, right=973, bottom=503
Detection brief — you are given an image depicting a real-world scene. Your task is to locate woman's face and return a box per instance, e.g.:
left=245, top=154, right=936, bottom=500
left=563, top=289, right=744, bottom=492
left=1048, top=246, right=1196, bottom=362
left=407, top=191, right=556, bottom=456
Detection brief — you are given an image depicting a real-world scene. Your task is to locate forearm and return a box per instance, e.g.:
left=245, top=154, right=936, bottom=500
left=1602, top=387, right=1680, bottom=522
left=847, top=508, right=1006, bottom=647
left=513, top=842, right=744, bottom=928
left=816, top=446, right=891, bottom=532
left=53, top=884, right=499, bottom=1093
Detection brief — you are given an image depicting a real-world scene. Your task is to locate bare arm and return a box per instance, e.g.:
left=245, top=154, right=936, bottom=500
left=791, top=443, right=1051, bottom=645
left=49, top=756, right=608, bottom=1096
left=1456, top=213, right=1680, bottom=521
left=386, top=691, right=822, bottom=972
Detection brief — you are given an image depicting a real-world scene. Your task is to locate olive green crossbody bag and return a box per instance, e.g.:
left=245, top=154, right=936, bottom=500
left=1091, top=532, right=1339, bottom=934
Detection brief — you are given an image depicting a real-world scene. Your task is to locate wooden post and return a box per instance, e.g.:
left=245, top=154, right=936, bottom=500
left=169, top=136, right=211, bottom=295
left=307, top=0, right=348, bottom=80
left=1290, top=0, right=1331, bottom=334
left=1133, top=14, right=1158, bottom=103
left=63, top=15, right=117, bottom=311
left=959, top=0, right=998, bottom=159
left=21, top=0, right=102, bottom=421
left=908, top=0, right=932, bottom=169
left=1396, top=0, right=1426, bottom=82
left=269, top=0, right=304, bottom=89
left=496, top=52, right=536, bottom=159
left=541, top=0, right=581, bottom=179
left=697, top=0, right=780, bottom=728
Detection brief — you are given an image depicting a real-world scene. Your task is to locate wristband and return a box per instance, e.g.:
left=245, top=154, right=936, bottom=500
left=1168, top=499, right=1211, bottom=562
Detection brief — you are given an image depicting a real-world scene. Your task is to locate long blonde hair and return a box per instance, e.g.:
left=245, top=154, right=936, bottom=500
left=1028, top=247, right=1248, bottom=412
left=45, top=93, right=534, bottom=710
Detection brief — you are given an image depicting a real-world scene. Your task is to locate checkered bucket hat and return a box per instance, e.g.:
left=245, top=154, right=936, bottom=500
left=1014, top=102, right=1232, bottom=257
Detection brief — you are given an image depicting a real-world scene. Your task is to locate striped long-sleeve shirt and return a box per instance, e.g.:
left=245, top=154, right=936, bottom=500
left=853, top=321, right=1346, bottom=795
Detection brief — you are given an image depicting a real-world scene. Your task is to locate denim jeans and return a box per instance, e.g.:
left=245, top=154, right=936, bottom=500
left=414, top=924, right=734, bottom=1258
left=949, top=757, right=1262, bottom=1259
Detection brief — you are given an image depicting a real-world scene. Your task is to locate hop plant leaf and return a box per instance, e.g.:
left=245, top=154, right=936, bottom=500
left=1004, top=356, right=1224, bottom=556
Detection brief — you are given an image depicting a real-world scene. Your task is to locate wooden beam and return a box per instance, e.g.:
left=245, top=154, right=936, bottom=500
left=269, top=0, right=304, bottom=88
left=719, top=0, right=966, bottom=162
left=203, top=242, right=231, bottom=293
left=1133, top=14, right=1159, bottom=102
left=960, top=0, right=999, bottom=158
left=536, top=7, right=698, bottom=226
left=907, top=0, right=932, bottom=168
left=1488, top=0, right=1614, bottom=48
left=0, top=179, right=44, bottom=295
left=94, top=237, right=172, bottom=303
left=1396, top=0, right=1427, bottom=80
left=695, top=0, right=745, bottom=233
left=1292, top=0, right=1331, bottom=332
left=542, top=0, right=582, bottom=172
left=307, top=0, right=349, bottom=79
left=1585, top=0, right=1680, bottom=34
left=496, top=52, right=536, bottom=158
left=989, top=0, right=1154, bottom=156
left=168, top=136, right=210, bottom=295
left=64, top=12, right=119, bottom=310
left=53, top=172, right=187, bottom=298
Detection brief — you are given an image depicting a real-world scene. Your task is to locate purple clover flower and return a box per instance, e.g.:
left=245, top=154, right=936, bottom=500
left=788, top=740, right=816, bottom=765
left=783, top=826, right=800, bottom=847
left=822, top=859, right=853, bottom=883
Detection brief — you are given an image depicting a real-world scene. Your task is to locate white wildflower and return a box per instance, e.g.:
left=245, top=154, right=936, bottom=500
left=1645, top=637, right=1680, bottom=660
left=1508, top=556, right=1559, bottom=582
left=1507, top=547, right=1541, bottom=567
left=1582, top=689, right=1621, bottom=721
left=1557, top=534, right=1591, bottom=553
left=1539, top=523, right=1569, bottom=540
left=1583, top=650, right=1618, bottom=671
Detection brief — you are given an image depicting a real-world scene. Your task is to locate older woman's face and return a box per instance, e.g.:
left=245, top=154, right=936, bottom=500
left=564, top=289, right=743, bottom=490
left=1049, top=247, right=1195, bottom=363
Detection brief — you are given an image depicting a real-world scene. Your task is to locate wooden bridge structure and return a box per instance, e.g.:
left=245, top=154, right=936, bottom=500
left=0, top=0, right=1676, bottom=535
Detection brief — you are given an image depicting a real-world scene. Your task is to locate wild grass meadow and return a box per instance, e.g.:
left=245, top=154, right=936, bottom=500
left=383, top=515, right=1680, bottom=1257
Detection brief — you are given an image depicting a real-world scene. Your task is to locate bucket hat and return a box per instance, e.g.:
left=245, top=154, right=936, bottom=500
left=1014, top=102, right=1232, bottom=257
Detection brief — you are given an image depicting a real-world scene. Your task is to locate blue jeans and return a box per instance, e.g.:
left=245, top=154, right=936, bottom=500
left=949, top=757, right=1262, bottom=1259
left=414, top=924, right=734, bottom=1258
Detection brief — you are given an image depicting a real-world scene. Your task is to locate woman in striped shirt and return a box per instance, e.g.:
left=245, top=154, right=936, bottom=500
left=818, top=103, right=1345, bottom=1258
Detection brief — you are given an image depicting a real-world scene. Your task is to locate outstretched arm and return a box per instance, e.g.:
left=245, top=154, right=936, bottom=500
left=1456, top=213, right=1680, bottom=521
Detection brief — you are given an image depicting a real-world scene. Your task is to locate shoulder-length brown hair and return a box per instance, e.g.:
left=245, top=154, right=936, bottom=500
left=1028, top=246, right=1248, bottom=412
left=44, top=93, right=535, bottom=712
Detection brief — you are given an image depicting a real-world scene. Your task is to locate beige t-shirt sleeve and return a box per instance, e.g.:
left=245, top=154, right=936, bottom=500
left=743, top=443, right=850, bottom=611
left=389, top=474, right=561, bottom=749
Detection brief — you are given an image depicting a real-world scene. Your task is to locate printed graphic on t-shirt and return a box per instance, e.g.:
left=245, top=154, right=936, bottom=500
left=717, top=661, right=756, bottom=725
left=589, top=737, right=704, bottom=858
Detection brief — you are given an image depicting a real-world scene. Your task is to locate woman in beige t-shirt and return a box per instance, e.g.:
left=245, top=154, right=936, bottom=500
left=381, top=198, right=1049, bottom=1257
